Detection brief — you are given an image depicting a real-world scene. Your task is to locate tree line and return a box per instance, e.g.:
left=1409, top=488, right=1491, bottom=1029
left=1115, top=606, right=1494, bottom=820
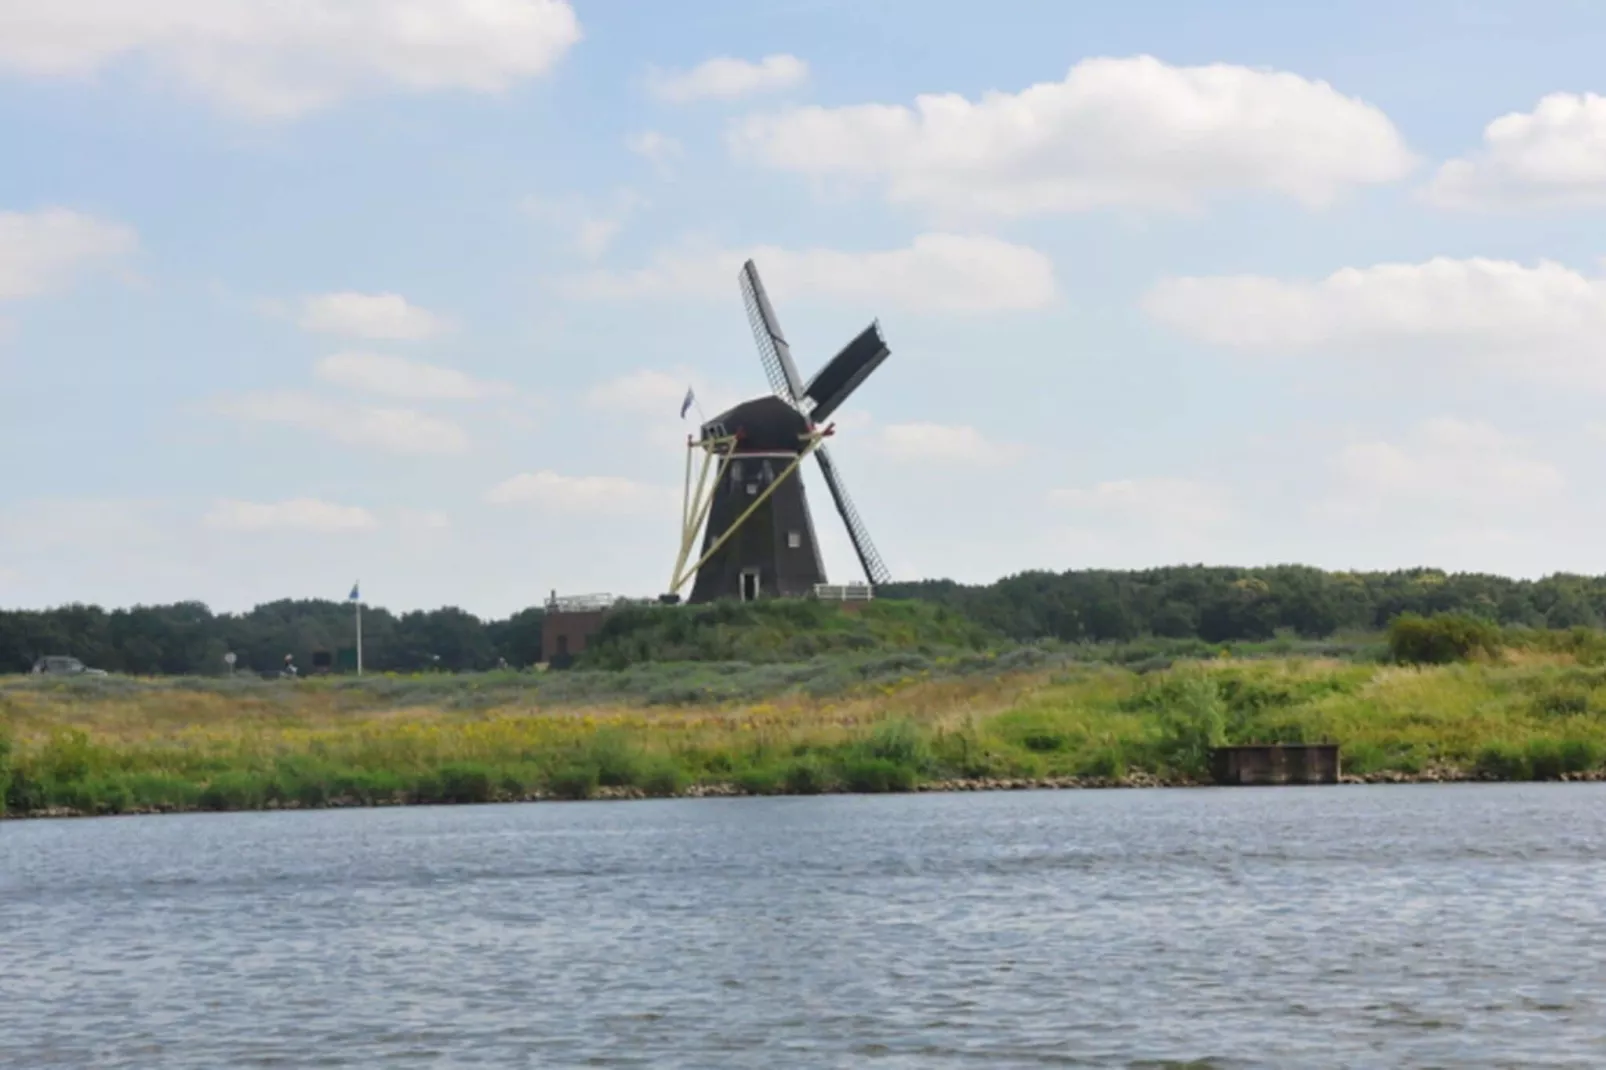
left=7, top=565, right=1606, bottom=674
left=882, top=565, right=1606, bottom=643
left=0, top=600, right=545, bottom=676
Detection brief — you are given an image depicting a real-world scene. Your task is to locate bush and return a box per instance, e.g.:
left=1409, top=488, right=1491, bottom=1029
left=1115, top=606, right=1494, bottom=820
left=838, top=757, right=916, bottom=793
left=860, top=719, right=929, bottom=769
left=1077, top=746, right=1126, bottom=779
left=782, top=758, right=828, bottom=795
left=1527, top=739, right=1601, bottom=780
left=1141, top=671, right=1228, bottom=776
left=547, top=763, right=599, bottom=800
left=1021, top=730, right=1068, bottom=754
left=639, top=759, right=687, bottom=797
left=199, top=771, right=268, bottom=811
left=586, top=729, right=644, bottom=787
left=1474, top=743, right=1530, bottom=781
left=1387, top=612, right=1503, bottom=665
left=119, top=773, right=200, bottom=811
left=734, top=766, right=782, bottom=795
left=433, top=763, right=495, bottom=804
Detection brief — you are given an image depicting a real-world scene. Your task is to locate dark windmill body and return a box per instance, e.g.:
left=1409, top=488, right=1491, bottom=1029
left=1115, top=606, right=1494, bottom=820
left=669, top=261, right=894, bottom=604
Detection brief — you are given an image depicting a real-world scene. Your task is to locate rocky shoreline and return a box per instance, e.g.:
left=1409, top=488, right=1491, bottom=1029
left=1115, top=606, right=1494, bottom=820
left=8, top=766, right=1606, bottom=820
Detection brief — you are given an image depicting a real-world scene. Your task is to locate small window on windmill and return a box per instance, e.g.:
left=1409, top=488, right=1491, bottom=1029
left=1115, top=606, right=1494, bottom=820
left=746, top=483, right=758, bottom=495
left=760, top=460, right=775, bottom=483
left=787, top=531, right=802, bottom=549
left=730, top=461, right=744, bottom=483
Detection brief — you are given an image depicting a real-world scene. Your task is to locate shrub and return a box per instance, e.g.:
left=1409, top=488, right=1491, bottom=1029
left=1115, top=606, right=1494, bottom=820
left=1021, top=730, right=1068, bottom=754
left=639, top=759, right=687, bottom=797
left=199, top=771, right=267, bottom=811
left=1473, top=743, right=1530, bottom=781
left=119, top=773, right=200, bottom=811
left=1559, top=739, right=1603, bottom=774
left=586, top=729, right=644, bottom=787
left=734, top=766, right=781, bottom=795
left=1077, top=746, right=1126, bottom=779
left=547, top=763, right=599, bottom=800
left=860, top=719, right=929, bottom=769
left=1143, top=671, right=1228, bottom=776
left=1527, top=739, right=1601, bottom=780
left=1387, top=612, right=1503, bottom=665
left=335, top=769, right=408, bottom=804
left=434, top=763, right=495, bottom=804
left=782, top=758, right=828, bottom=795
left=838, top=757, right=916, bottom=793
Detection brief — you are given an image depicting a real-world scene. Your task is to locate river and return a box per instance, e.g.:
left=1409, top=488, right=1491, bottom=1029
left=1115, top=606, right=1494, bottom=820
left=3, top=784, right=1605, bottom=1067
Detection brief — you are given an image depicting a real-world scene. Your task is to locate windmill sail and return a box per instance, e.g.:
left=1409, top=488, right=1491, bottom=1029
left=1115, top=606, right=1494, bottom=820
left=739, top=260, right=806, bottom=405
left=814, top=444, right=891, bottom=586
left=804, top=321, right=889, bottom=424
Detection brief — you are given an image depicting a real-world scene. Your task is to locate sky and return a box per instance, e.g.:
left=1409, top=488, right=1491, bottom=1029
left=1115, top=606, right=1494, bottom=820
left=5, top=0, right=1606, bottom=616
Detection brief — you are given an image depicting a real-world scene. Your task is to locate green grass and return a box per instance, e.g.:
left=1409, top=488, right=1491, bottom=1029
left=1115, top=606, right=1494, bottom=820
left=6, top=646, right=1606, bottom=817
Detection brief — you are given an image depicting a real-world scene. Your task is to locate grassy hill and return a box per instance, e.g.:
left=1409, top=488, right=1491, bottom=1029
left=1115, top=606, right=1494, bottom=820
left=573, top=598, right=1000, bottom=668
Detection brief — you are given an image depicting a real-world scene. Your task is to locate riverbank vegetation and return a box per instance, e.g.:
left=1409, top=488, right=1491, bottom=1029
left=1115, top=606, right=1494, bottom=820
left=6, top=620, right=1606, bottom=817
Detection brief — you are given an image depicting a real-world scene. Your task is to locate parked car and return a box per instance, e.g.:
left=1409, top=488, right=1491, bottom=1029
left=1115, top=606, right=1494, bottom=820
left=29, top=655, right=108, bottom=677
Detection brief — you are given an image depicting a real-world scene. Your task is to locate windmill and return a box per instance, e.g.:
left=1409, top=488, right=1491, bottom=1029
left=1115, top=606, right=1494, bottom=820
left=667, top=259, right=893, bottom=604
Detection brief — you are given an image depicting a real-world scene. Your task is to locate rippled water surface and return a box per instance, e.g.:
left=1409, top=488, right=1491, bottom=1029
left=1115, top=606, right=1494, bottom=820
left=5, top=784, right=1606, bottom=1067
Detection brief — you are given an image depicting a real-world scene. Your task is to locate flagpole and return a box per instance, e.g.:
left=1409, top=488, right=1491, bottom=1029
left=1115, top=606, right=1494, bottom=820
left=354, top=585, right=364, bottom=677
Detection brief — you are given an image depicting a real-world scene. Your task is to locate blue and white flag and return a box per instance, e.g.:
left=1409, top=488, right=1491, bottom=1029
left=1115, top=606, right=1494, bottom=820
left=680, top=386, right=695, bottom=419
left=348, top=582, right=360, bottom=602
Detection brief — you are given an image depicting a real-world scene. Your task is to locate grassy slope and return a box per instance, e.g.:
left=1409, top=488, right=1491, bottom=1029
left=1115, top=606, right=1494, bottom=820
left=574, top=598, right=1000, bottom=667
left=6, top=648, right=1606, bottom=816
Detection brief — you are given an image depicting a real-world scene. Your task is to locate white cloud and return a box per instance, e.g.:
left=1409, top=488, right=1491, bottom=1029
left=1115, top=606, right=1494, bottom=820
left=485, top=470, right=670, bottom=513
left=1144, top=255, right=1606, bottom=390
left=0, top=0, right=583, bottom=119
left=522, top=190, right=643, bottom=260
left=1428, top=92, right=1606, bottom=210
left=299, top=291, right=446, bottom=341
left=204, top=498, right=378, bottom=533
left=0, top=498, right=161, bottom=554
left=398, top=508, right=450, bottom=531
left=586, top=368, right=696, bottom=413
left=1320, top=418, right=1564, bottom=517
left=215, top=390, right=470, bottom=455
left=0, top=208, right=136, bottom=301
left=568, top=233, right=1056, bottom=313
left=878, top=422, right=1024, bottom=464
left=314, top=352, right=512, bottom=401
left=626, top=130, right=684, bottom=177
left=729, top=54, right=1415, bottom=218
left=648, top=54, right=807, bottom=103
left=1050, top=478, right=1232, bottom=528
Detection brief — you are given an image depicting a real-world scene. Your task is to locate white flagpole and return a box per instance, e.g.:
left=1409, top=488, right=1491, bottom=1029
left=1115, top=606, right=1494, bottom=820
left=355, top=589, right=364, bottom=677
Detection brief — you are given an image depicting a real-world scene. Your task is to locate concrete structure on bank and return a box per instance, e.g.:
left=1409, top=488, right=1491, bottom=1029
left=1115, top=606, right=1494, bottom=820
left=1210, top=743, right=1341, bottom=785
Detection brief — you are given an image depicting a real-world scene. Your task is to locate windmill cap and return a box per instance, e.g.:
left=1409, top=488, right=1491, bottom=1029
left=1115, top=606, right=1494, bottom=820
left=702, top=395, right=812, bottom=453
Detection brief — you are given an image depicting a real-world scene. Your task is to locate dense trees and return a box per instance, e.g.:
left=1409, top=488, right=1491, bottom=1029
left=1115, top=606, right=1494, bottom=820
left=0, top=600, right=538, bottom=676
left=881, top=565, right=1606, bottom=643
left=9, top=564, right=1606, bottom=675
